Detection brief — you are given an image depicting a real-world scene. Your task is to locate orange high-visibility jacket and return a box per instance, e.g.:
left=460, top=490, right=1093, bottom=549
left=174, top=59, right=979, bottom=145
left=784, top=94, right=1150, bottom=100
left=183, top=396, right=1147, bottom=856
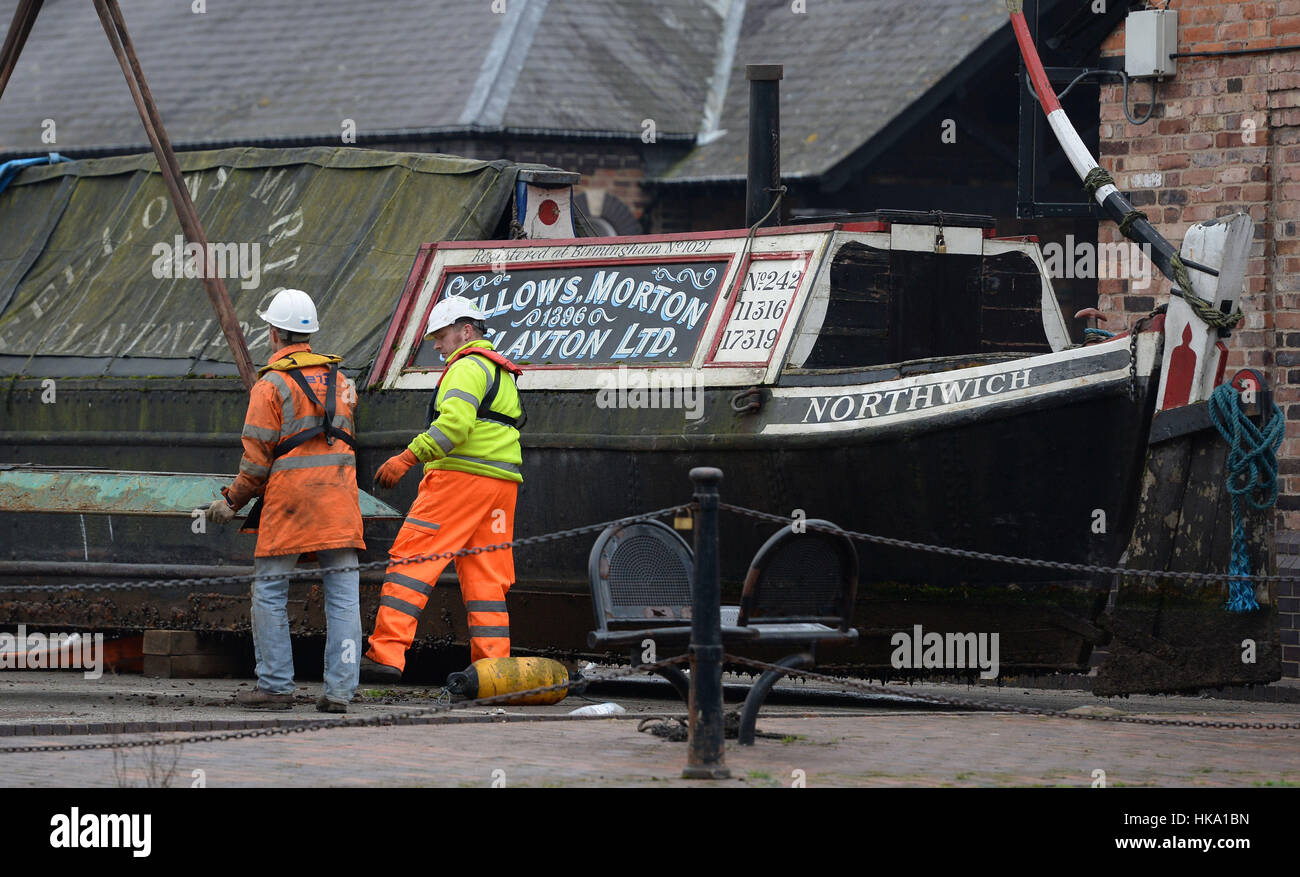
left=223, top=342, right=365, bottom=557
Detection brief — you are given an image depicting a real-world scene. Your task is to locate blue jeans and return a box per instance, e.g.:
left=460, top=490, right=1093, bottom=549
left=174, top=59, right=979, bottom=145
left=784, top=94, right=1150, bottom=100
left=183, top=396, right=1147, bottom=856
left=251, top=549, right=361, bottom=704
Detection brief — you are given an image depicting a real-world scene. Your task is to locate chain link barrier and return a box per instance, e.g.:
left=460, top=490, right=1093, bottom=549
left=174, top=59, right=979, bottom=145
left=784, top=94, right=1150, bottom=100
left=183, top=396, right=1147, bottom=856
left=720, top=502, right=1300, bottom=585
left=0, top=504, right=693, bottom=594
left=4, top=499, right=1297, bottom=750
left=0, top=654, right=692, bottom=754
left=722, top=654, right=1300, bottom=730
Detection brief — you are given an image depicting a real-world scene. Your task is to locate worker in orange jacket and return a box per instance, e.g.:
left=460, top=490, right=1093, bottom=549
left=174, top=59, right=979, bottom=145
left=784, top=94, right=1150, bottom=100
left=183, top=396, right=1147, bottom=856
left=360, top=296, right=523, bottom=683
left=206, top=288, right=364, bottom=713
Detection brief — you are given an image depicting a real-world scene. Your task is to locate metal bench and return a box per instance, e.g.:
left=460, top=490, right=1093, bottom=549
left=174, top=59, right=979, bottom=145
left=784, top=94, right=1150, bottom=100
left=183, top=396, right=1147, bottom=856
left=587, top=518, right=859, bottom=744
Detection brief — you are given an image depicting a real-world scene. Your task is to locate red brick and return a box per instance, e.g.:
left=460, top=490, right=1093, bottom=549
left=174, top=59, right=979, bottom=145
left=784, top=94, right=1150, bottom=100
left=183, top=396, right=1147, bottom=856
left=1221, top=21, right=1251, bottom=40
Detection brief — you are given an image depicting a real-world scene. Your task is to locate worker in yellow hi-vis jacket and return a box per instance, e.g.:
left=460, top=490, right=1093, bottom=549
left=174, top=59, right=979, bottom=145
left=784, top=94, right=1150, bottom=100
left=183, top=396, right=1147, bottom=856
left=361, top=297, right=524, bottom=683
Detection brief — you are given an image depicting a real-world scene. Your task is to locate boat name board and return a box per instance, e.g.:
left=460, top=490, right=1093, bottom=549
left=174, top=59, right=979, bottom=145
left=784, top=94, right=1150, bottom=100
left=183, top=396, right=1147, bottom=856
left=769, top=349, right=1131, bottom=429
left=415, top=260, right=729, bottom=367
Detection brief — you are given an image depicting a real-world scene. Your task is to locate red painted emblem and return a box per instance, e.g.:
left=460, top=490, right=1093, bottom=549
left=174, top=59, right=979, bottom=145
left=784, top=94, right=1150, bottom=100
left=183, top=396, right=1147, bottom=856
left=537, top=199, right=560, bottom=225
left=1162, top=322, right=1197, bottom=409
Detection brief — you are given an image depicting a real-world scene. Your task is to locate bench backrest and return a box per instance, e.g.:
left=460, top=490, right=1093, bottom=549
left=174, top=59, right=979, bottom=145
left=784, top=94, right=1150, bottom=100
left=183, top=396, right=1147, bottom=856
left=739, top=520, right=858, bottom=630
left=588, top=520, right=694, bottom=630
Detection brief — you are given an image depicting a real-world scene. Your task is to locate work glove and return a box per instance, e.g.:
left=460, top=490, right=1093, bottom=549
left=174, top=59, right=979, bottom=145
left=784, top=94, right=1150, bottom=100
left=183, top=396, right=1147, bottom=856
left=375, top=449, right=419, bottom=488
left=206, top=498, right=237, bottom=525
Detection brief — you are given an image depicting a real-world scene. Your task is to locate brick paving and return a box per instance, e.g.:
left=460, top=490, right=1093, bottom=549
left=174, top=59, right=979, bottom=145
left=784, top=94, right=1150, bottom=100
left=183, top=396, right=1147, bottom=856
left=4, top=670, right=1299, bottom=787
left=3, top=709, right=1298, bottom=788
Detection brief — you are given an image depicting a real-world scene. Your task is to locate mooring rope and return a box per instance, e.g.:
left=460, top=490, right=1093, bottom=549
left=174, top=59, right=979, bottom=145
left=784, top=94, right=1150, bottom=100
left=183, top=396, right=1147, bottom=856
left=1207, top=381, right=1285, bottom=612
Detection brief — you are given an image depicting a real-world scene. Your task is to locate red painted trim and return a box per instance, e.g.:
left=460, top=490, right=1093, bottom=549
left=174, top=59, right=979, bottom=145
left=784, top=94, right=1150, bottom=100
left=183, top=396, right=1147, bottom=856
left=1010, top=10, right=1062, bottom=115
left=991, top=234, right=1040, bottom=243
left=368, top=243, right=442, bottom=386
left=430, top=222, right=842, bottom=251
left=839, top=221, right=889, bottom=233
left=441, top=252, right=727, bottom=276
left=1213, top=341, right=1229, bottom=389
left=705, top=251, right=812, bottom=367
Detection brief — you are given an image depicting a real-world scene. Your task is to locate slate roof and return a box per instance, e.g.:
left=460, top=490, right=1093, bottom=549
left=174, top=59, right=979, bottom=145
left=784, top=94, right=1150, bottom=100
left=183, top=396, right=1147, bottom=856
left=0, top=0, right=1014, bottom=181
left=661, top=0, right=1014, bottom=182
left=0, top=0, right=725, bottom=153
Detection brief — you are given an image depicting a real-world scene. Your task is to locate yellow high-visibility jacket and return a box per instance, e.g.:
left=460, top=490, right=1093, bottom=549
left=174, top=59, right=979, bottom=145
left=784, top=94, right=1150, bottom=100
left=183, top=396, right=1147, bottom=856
left=407, top=339, right=523, bottom=483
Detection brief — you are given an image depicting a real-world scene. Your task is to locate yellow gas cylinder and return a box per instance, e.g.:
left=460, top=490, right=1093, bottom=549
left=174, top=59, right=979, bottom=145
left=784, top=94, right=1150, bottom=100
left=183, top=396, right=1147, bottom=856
left=445, top=657, right=569, bottom=705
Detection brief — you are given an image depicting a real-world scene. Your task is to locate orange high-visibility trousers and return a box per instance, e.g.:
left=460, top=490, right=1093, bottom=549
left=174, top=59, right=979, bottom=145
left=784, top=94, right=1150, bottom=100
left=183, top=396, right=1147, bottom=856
left=366, top=468, right=517, bottom=671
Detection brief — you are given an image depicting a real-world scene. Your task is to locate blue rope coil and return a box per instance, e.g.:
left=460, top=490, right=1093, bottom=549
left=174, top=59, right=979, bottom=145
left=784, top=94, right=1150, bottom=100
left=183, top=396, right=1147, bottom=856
left=1083, top=327, right=1115, bottom=341
left=1207, top=381, right=1285, bottom=612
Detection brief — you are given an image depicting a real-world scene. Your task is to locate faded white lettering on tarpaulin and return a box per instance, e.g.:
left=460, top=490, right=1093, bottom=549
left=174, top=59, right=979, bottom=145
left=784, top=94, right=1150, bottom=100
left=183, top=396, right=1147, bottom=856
left=0, top=163, right=307, bottom=360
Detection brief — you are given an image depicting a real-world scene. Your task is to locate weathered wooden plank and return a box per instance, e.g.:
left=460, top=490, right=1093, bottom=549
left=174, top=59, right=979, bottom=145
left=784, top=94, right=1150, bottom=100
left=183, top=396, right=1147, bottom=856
left=1120, top=437, right=1193, bottom=586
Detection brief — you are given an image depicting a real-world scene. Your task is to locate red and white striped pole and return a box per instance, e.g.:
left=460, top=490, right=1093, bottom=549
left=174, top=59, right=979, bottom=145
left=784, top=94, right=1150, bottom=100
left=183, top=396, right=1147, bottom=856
left=1007, top=0, right=1250, bottom=409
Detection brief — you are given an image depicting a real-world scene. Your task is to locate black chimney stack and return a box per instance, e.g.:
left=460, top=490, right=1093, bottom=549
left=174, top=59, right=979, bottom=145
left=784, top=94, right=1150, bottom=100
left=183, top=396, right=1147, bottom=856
left=745, top=64, right=783, bottom=228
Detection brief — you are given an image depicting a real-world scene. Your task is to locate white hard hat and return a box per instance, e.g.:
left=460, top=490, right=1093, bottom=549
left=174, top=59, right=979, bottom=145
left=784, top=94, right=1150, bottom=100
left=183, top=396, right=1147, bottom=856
left=425, top=296, right=486, bottom=337
left=258, top=288, right=319, bottom=333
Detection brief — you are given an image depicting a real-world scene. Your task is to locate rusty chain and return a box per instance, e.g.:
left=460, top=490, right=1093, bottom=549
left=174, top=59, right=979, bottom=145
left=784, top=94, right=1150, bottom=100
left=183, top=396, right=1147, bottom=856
left=0, top=504, right=693, bottom=594
left=720, top=503, right=1300, bottom=584
left=721, top=654, right=1300, bottom=730
left=0, top=654, right=692, bottom=754
left=3, top=500, right=1293, bottom=594
left=4, top=499, right=1296, bottom=746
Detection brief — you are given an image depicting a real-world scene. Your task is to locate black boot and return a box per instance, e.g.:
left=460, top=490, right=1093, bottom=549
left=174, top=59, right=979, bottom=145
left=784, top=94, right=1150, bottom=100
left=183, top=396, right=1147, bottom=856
left=359, top=655, right=401, bottom=684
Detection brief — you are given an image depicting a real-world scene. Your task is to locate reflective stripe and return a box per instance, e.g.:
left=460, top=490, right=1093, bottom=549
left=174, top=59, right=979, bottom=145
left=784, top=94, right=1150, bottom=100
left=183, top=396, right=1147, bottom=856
left=386, top=572, right=434, bottom=597
left=443, top=388, right=480, bottom=407
left=239, top=459, right=271, bottom=477
left=269, top=452, right=356, bottom=473
left=380, top=595, right=423, bottom=619
left=465, top=356, right=492, bottom=378
left=465, top=600, right=508, bottom=612
left=469, top=625, right=510, bottom=638
left=404, top=516, right=441, bottom=532
left=425, top=424, right=454, bottom=453
left=444, top=454, right=521, bottom=475
left=282, top=413, right=353, bottom=438
left=264, top=371, right=297, bottom=425
left=281, top=416, right=322, bottom=437
left=476, top=416, right=519, bottom=428
left=242, top=424, right=280, bottom=442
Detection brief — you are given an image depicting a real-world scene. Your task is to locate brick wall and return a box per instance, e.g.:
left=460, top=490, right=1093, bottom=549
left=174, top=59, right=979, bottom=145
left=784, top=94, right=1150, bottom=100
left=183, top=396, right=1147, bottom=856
left=1099, top=1, right=1299, bottom=676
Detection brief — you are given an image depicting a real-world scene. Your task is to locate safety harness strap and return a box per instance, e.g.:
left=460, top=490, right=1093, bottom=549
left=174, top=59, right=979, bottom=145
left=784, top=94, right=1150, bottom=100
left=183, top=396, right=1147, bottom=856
left=427, top=353, right=526, bottom=431
left=273, top=363, right=357, bottom=457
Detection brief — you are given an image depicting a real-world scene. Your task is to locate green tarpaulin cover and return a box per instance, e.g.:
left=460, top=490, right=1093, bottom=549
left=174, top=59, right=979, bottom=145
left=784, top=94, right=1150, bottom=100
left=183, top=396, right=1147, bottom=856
left=0, top=146, right=521, bottom=377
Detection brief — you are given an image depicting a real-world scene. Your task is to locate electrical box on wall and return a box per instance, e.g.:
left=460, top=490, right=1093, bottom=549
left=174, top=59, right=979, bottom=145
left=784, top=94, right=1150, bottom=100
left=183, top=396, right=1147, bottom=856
left=1125, top=9, right=1178, bottom=78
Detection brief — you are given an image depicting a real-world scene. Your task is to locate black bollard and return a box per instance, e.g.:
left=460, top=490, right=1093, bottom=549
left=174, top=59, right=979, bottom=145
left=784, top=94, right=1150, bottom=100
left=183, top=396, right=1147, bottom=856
left=683, top=466, right=730, bottom=779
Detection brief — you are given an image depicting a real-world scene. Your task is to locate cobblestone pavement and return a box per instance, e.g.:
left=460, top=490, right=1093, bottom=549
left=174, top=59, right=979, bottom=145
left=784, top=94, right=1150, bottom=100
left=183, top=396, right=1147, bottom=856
left=2, top=671, right=1298, bottom=787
